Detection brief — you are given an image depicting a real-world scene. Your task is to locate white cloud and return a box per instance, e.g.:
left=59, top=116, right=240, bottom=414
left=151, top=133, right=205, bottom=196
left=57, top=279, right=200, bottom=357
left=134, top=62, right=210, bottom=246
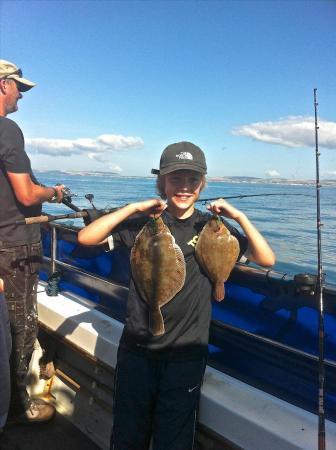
left=232, top=116, right=336, bottom=149
left=97, top=135, right=143, bottom=150
left=87, top=152, right=103, bottom=161
left=26, top=138, right=78, bottom=156
left=265, top=169, right=280, bottom=177
left=324, top=170, right=336, bottom=177
left=26, top=134, right=144, bottom=157
left=87, top=152, right=122, bottom=173
left=108, top=164, right=123, bottom=174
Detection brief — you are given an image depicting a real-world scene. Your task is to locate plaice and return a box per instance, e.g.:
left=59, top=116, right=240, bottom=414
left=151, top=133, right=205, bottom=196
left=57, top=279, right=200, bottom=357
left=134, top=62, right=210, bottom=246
left=195, top=215, right=239, bottom=301
left=130, top=216, right=186, bottom=335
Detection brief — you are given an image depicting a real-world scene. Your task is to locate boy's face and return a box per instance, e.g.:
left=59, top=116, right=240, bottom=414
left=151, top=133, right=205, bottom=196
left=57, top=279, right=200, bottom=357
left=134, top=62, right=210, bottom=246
left=163, top=170, right=203, bottom=217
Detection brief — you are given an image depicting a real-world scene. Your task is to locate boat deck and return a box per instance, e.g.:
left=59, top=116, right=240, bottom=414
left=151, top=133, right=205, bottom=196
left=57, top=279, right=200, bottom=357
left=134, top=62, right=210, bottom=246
left=31, top=284, right=336, bottom=450
left=0, top=411, right=99, bottom=450
left=0, top=414, right=238, bottom=450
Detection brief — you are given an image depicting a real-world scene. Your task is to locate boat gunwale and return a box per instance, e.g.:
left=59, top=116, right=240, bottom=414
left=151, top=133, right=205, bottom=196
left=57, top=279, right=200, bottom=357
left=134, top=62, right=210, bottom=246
left=41, top=254, right=336, bottom=368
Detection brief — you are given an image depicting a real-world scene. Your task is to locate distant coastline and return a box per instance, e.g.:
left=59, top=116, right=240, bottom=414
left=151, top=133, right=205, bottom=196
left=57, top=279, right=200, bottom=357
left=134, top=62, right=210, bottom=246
left=35, top=170, right=336, bottom=187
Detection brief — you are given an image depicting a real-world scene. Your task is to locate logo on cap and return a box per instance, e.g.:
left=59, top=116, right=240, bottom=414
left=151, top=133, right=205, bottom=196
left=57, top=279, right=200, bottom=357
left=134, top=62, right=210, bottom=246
left=176, top=152, right=193, bottom=161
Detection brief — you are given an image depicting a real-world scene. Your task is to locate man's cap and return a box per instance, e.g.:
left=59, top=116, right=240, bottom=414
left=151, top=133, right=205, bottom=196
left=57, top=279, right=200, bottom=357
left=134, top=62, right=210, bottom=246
left=151, top=141, right=207, bottom=176
left=0, top=59, right=36, bottom=92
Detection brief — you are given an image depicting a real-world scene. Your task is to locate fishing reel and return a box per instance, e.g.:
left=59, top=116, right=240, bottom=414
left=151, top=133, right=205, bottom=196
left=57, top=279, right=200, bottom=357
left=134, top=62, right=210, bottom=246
left=85, top=193, right=96, bottom=209
left=56, top=184, right=76, bottom=203
left=294, top=273, right=318, bottom=296
left=83, top=193, right=107, bottom=225
left=82, top=193, right=121, bottom=225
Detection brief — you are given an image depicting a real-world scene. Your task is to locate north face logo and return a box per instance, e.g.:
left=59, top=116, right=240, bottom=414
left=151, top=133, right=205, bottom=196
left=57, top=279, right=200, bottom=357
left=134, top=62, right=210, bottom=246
left=175, top=152, right=193, bottom=160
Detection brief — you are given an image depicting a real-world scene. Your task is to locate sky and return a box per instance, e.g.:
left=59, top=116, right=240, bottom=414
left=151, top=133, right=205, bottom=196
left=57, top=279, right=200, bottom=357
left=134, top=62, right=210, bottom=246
left=1, top=0, right=336, bottom=179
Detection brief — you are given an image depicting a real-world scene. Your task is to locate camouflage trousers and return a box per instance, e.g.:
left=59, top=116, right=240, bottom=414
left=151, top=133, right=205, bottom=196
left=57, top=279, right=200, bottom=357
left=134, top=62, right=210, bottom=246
left=0, top=293, right=11, bottom=428
left=0, top=242, right=42, bottom=414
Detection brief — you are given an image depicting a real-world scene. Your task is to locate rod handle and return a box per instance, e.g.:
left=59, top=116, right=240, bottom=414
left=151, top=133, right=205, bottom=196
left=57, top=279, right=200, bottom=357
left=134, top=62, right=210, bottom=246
left=16, top=215, right=51, bottom=225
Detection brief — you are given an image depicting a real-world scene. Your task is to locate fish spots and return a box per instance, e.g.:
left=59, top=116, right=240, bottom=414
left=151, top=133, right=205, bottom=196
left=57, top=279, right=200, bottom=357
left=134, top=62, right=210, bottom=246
left=195, top=216, right=239, bottom=301
left=131, top=217, right=186, bottom=336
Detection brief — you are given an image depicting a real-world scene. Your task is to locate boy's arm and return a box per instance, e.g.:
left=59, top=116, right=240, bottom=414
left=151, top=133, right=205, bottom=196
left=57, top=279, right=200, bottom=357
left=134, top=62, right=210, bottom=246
left=78, top=199, right=166, bottom=246
left=207, top=199, right=275, bottom=267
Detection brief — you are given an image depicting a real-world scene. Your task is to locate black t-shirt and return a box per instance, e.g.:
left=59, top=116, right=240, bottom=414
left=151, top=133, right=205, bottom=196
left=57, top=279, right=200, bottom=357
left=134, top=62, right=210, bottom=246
left=108, top=209, right=248, bottom=357
left=0, top=117, right=41, bottom=247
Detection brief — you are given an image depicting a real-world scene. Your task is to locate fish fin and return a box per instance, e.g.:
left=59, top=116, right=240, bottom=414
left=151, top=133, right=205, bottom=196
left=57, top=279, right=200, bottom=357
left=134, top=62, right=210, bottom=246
left=149, top=307, right=165, bottom=336
left=214, top=282, right=225, bottom=302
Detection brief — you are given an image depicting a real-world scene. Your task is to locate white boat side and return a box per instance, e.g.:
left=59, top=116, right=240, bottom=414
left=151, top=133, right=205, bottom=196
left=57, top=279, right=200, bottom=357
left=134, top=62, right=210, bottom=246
left=35, top=282, right=336, bottom=450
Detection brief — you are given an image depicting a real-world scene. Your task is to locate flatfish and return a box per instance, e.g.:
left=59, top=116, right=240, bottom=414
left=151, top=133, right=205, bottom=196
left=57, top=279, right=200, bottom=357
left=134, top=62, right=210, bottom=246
left=130, top=216, right=186, bottom=336
left=195, top=215, right=239, bottom=301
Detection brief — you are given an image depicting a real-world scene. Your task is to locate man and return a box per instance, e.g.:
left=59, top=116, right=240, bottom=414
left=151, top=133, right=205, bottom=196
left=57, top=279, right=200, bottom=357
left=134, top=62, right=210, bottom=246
left=0, top=59, right=63, bottom=423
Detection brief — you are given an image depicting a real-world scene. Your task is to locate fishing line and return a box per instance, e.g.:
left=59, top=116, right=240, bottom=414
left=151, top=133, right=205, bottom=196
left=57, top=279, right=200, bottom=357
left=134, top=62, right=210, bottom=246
left=197, top=193, right=312, bottom=204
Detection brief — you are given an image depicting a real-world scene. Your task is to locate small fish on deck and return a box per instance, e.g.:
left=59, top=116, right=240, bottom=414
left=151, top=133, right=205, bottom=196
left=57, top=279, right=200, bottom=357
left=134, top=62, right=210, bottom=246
left=130, top=216, right=186, bottom=336
left=195, top=215, right=239, bottom=301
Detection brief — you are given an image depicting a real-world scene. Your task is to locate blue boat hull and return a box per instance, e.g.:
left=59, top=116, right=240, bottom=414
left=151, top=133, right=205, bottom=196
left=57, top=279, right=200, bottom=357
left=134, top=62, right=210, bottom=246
left=40, top=223, right=336, bottom=423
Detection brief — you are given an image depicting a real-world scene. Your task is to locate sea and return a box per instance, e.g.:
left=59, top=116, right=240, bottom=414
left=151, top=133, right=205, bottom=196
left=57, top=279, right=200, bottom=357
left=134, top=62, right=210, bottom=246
left=38, top=173, right=336, bottom=285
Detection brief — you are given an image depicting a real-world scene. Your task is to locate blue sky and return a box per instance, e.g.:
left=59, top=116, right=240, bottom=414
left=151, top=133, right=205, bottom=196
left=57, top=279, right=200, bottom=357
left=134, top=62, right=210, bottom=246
left=1, top=0, right=335, bottom=178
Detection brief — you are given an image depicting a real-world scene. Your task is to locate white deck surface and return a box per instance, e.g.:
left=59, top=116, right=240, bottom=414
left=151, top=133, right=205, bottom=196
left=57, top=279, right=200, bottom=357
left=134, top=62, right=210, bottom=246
left=37, top=284, right=336, bottom=450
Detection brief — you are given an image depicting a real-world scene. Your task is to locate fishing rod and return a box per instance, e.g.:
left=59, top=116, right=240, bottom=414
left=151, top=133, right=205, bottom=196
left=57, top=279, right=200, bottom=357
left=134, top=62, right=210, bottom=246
left=58, top=187, right=82, bottom=212
left=39, top=184, right=82, bottom=212
left=197, top=192, right=311, bottom=203
left=15, top=207, right=120, bottom=226
left=16, top=192, right=312, bottom=225
left=10, top=186, right=91, bottom=226
left=16, top=211, right=89, bottom=225
left=314, top=89, right=326, bottom=450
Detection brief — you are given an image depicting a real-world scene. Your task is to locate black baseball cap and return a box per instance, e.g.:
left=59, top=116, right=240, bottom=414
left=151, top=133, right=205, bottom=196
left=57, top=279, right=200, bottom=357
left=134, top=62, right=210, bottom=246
left=151, top=141, right=207, bottom=175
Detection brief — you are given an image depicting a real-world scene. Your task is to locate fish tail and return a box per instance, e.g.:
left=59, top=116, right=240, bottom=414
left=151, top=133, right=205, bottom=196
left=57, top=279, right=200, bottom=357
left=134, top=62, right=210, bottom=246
left=214, top=282, right=225, bottom=301
left=149, top=306, right=165, bottom=336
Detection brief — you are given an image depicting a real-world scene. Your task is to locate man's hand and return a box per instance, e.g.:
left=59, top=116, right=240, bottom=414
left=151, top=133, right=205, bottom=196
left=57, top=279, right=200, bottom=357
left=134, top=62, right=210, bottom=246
left=52, top=184, right=65, bottom=203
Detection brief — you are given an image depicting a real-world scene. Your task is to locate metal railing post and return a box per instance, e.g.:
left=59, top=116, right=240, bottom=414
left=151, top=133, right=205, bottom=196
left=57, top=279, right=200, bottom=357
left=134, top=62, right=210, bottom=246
left=45, top=224, right=61, bottom=296
left=50, top=224, right=57, bottom=275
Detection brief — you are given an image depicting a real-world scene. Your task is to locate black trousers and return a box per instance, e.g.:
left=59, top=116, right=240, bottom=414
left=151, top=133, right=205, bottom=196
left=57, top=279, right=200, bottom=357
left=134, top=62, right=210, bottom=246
left=111, top=346, right=207, bottom=450
left=0, top=242, right=42, bottom=414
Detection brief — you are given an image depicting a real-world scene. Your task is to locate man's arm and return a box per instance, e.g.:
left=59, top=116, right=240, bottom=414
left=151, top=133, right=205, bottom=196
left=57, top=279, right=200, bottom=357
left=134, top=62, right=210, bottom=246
left=7, top=172, right=63, bottom=206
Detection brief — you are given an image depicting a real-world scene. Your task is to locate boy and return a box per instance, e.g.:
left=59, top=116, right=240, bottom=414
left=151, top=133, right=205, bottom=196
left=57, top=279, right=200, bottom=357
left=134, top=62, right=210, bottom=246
left=78, top=141, right=275, bottom=450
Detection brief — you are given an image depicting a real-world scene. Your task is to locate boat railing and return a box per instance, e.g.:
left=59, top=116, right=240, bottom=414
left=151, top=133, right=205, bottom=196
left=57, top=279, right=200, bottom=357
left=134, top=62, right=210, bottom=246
left=40, top=222, right=336, bottom=421
left=42, top=221, right=336, bottom=338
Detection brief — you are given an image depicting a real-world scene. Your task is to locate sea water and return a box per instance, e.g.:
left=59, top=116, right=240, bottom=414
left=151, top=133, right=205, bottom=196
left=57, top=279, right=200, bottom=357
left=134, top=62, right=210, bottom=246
left=38, top=173, right=336, bottom=285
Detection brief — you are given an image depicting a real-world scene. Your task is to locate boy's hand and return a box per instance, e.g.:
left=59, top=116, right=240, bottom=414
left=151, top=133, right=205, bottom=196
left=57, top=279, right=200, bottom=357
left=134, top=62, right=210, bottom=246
left=206, top=198, right=242, bottom=221
left=135, top=199, right=167, bottom=217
